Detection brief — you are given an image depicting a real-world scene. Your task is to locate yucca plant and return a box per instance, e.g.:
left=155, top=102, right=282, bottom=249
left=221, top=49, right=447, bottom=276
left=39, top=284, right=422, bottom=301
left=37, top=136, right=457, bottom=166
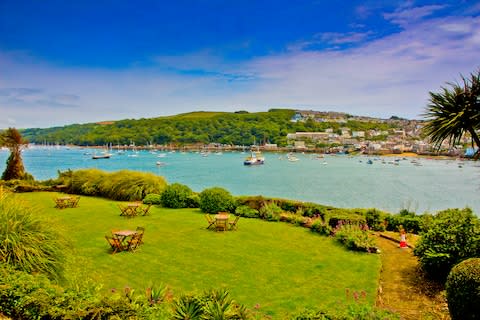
left=201, top=289, right=239, bottom=320
left=0, top=190, right=68, bottom=280
left=172, top=294, right=203, bottom=320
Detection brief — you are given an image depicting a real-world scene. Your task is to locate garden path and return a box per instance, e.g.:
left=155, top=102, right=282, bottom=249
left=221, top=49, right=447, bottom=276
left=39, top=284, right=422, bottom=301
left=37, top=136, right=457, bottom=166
left=375, top=233, right=449, bottom=319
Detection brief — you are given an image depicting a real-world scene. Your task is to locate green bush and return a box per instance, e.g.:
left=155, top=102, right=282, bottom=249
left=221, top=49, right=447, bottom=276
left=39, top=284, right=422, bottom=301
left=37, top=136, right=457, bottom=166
left=0, top=265, right=169, bottom=319
left=414, top=208, right=480, bottom=280
left=160, top=183, right=193, bottom=208
left=199, top=187, right=236, bottom=213
left=310, top=219, right=332, bottom=236
left=446, top=258, right=480, bottom=320
left=365, top=208, right=386, bottom=231
left=333, top=223, right=377, bottom=253
left=67, top=169, right=167, bottom=201
left=235, top=205, right=260, bottom=218
left=0, top=191, right=68, bottom=280
left=259, top=202, right=283, bottom=221
left=143, top=193, right=162, bottom=205
left=186, top=193, right=200, bottom=208
left=326, top=210, right=366, bottom=228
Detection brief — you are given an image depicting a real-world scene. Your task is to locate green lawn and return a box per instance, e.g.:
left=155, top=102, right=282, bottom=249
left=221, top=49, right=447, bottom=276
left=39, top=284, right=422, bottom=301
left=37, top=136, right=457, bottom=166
left=19, top=192, right=381, bottom=318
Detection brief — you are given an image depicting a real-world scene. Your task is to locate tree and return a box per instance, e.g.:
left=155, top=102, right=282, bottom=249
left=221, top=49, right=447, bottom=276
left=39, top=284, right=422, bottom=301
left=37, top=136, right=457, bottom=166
left=0, top=128, right=29, bottom=180
left=423, top=69, right=480, bottom=159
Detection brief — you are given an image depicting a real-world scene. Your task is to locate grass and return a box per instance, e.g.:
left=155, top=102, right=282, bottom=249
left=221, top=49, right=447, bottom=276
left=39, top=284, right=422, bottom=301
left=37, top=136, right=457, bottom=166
left=376, top=233, right=450, bottom=319
left=18, top=192, right=381, bottom=318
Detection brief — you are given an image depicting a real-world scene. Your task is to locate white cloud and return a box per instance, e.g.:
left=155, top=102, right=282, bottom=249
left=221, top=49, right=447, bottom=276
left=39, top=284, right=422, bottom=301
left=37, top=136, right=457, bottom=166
left=1, top=5, right=479, bottom=128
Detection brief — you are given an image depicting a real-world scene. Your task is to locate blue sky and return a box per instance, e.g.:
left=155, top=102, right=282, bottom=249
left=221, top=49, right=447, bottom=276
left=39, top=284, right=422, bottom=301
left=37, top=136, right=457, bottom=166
left=1, top=0, right=479, bottom=128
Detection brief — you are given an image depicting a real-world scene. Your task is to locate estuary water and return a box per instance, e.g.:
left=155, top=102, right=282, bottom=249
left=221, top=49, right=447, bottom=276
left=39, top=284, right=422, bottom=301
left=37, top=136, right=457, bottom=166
left=1, top=147, right=479, bottom=215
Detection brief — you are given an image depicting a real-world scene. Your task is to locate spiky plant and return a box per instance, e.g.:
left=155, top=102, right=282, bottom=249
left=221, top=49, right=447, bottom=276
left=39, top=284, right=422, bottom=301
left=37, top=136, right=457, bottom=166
left=423, top=70, right=480, bottom=159
left=172, top=294, right=203, bottom=320
left=0, top=190, right=68, bottom=281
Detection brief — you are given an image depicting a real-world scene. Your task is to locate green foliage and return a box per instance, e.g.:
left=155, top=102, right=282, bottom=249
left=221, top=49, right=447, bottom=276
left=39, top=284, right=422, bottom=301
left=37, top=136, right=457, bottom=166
left=445, top=258, right=480, bottom=320
left=186, top=193, right=200, bottom=208
left=259, top=201, right=283, bottom=221
left=0, top=265, right=170, bottom=319
left=21, top=109, right=400, bottom=148
left=414, top=208, right=480, bottom=280
left=310, top=219, right=332, bottom=236
left=326, top=210, right=366, bottom=228
left=67, top=168, right=167, bottom=201
left=235, top=205, right=260, bottom=218
left=172, top=289, right=246, bottom=320
left=422, top=69, right=480, bottom=156
left=0, top=128, right=29, bottom=180
left=0, top=191, right=68, bottom=280
left=143, top=193, right=162, bottom=205
left=160, top=183, right=194, bottom=208
left=199, top=187, right=236, bottom=213
left=365, top=209, right=386, bottom=231
left=384, top=209, right=426, bottom=234
left=333, top=223, right=377, bottom=253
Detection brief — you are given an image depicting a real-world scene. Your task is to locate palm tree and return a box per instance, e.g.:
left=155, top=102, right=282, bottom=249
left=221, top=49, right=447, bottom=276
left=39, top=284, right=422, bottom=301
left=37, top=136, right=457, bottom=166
left=423, top=70, right=480, bottom=159
left=0, top=127, right=29, bottom=180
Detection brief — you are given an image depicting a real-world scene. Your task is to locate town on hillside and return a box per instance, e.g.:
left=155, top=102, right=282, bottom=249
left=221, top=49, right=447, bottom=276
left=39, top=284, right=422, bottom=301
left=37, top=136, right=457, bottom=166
left=282, top=110, right=476, bottom=156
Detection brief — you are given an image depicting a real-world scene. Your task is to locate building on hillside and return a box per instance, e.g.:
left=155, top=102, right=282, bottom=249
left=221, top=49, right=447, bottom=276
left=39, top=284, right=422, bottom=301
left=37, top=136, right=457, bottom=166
left=352, top=131, right=365, bottom=138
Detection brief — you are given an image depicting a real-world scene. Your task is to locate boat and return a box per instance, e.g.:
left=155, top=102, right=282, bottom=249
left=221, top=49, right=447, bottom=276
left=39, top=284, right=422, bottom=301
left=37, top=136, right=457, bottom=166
left=156, top=161, right=165, bottom=166
left=244, top=151, right=265, bottom=165
left=92, top=153, right=111, bottom=159
left=367, top=159, right=373, bottom=165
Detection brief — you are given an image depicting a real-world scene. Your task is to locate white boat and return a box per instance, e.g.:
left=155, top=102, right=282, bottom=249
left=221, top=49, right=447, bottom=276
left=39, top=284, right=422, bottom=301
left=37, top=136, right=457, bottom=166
left=156, top=161, right=165, bottom=166
left=92, top=153, right=112, bottom=159
left=244, top=151, right=265, bottom=165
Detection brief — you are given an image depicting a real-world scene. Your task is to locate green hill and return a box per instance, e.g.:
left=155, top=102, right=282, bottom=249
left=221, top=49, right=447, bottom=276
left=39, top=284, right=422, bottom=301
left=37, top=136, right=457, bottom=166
left=21, top=109, right=397, bottom=147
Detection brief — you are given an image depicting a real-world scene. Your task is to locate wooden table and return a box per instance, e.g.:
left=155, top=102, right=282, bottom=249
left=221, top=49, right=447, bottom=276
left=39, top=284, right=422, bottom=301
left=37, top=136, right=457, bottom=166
left=119, top=202, right=141, bottom=217
left=113, top=230, right=138, bottom=250
left=54, top=196, right=78, bottom=209
left=215, top=213, right=230, bottom=231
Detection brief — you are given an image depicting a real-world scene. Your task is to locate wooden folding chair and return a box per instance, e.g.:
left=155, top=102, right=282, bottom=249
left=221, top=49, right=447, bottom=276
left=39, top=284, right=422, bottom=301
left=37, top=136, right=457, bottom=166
left=70, top=196, right=80, bottom=208
left=140, top=204, right=152, bottom=216
left=105, top=235, right=124, bottom=254
left=205, top=214, right=215, bottom=229
left=127, top=233, right=143, bottom=251
left=136, top=226, right=145, bottom=244
left=118, top=204, right=128, bottom=216
left=229, top=216, right=240, bottom=230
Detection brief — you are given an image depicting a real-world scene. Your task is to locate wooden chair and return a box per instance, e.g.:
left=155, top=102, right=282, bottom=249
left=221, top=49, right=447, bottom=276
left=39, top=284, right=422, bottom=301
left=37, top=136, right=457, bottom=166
left=118, top=204, right=128, bottom=216
left=205, top=214, right=215, bottom=229
left=105, top=235, right=124, bottom=254
left=136, top=226, right=145, bottom=244
left=229, top=216, right=240, bottom=230
left=140, top=204, right=152, bottom=216
left=70, top=196, right=80, bottom=208
left=127, top=233, right=144, bottom=251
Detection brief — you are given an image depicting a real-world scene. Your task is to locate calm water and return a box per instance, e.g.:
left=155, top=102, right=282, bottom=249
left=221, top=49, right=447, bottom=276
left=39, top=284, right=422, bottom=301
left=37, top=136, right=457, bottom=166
left=1, top=147, right=479, bottom=215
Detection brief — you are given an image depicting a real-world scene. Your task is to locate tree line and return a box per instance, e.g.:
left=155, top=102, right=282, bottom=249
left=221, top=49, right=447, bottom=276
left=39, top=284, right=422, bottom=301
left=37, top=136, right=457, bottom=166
left=20, top=109, right=395, bottom=147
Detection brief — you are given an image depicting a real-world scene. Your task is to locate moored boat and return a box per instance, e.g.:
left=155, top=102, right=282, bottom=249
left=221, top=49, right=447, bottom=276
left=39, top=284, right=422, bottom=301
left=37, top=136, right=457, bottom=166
left=244, top=151, right=265, bottom=165
left=92, top=153, right=111, bottom=159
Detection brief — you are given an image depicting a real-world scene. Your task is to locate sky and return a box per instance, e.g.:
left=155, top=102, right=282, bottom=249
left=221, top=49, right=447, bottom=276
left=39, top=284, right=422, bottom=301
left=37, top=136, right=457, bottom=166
left=0, top=0, right=479, bottom=129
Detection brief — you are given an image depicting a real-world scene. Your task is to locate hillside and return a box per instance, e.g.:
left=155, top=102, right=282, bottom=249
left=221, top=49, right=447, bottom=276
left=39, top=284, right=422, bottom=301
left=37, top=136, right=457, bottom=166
left=21, top=109, right=400, bottom=147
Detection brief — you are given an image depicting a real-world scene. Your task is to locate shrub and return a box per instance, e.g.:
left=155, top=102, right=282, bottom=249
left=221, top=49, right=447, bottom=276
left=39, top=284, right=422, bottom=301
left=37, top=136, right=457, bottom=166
left=0, top=191, right=68, bottom=280
left=0, top=265, right=169, bottom=319
left=414, top=208, right=480, bottom=280
left=334, top=223, right=377, bottom=253
left=326, top=210, right=366, bottom=228
left=259, top=202, right=282, bottom=221
left=365, top=208, right=386, bottom=231
left=310, top=219, right=332, bottom=236
left=199, top=187, right=236, bottom=213
left=186, top=193, right=200, bottom=208
left=160, top=183, right=193, bottom=208
left=446, top=258, right=480, bottom=320
left=67, top=169, right=167, bottom=201
left=143, top=193, right=162, bottom=205
left=235, top=205, right=259, bottom=218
